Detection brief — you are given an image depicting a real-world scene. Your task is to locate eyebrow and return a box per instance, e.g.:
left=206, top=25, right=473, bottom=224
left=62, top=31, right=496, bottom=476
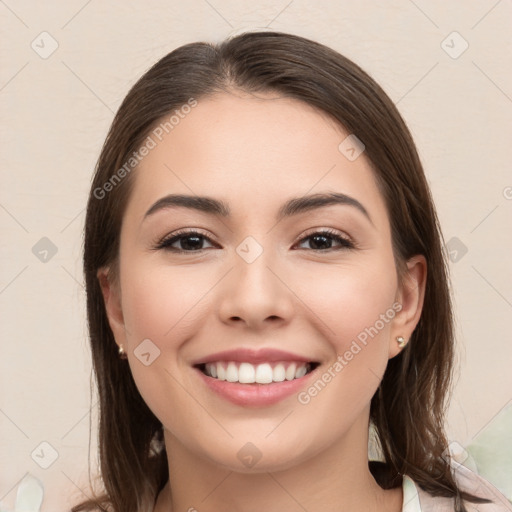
left=143, top=192, right=373, bottom=225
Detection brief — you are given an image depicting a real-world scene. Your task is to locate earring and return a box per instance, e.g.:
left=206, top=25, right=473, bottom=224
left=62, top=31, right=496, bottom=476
left=396, top=336, right=406, bottom=349
left=118, top=344, right=128, bottom=360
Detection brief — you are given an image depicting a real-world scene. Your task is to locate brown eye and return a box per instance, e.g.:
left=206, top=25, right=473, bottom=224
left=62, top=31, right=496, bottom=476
left=295, top=230, right=354, bottom=251
left=156, top=231, right=216, bottom=252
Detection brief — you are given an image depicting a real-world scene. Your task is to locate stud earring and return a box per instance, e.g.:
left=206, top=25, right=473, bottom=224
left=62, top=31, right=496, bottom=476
left=396, top=336, right=406, bottom=349
left=118, top=344, right=128, bottom=359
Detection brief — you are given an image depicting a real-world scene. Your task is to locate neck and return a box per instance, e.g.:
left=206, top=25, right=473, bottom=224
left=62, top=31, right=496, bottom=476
left=154, top=412, right=403, bottom=512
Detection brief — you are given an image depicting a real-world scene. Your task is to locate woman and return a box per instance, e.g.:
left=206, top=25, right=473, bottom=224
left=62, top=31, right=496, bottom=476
left=74, top=31, right=511, bottom=511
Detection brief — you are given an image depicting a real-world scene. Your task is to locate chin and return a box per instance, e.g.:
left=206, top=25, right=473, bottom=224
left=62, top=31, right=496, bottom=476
left=201, top=439, right=315, bottom=475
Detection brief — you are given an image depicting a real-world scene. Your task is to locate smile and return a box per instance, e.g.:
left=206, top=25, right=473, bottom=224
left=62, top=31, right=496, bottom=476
left=193, top=361, right=321, bottom=407
left=198, top=361, right=319, bottom=384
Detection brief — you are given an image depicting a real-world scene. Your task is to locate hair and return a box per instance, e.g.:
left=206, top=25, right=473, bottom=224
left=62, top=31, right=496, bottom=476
left=75, top=31, right=489, bottom=511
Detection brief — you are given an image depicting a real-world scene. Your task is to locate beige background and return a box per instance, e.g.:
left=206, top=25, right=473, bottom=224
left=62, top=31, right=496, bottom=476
left=1, top=1, right=511, bottom=510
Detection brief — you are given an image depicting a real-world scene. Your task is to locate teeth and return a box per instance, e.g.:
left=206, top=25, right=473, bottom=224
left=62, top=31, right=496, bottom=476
left=295, top=365, right=307, bottom=378
left=285, top=363, right=297, bottom=381
left=226, top=362, right=238, bottom=382
left=255, top=363, right=273, bottom=384
left=203, top=361, right=312, bottom=384
left=273, top=363, right=286, bottom=382
left=216, top=364, right=226, bottom=381
left=239, top=362, right=256, bottom=383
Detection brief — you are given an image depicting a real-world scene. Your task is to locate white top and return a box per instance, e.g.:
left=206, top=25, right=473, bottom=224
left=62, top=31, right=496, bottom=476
left=402, top=475, right=422, bottom=512
left=402, top=462, right=512, bottom=511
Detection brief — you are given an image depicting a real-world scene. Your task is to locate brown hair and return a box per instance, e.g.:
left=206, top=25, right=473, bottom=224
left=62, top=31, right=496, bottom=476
left=75, top=31, right=488, bottom=511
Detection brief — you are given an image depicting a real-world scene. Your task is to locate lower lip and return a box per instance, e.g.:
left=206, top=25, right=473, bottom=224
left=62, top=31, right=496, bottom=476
left=194, top=366, right=317, bottom=407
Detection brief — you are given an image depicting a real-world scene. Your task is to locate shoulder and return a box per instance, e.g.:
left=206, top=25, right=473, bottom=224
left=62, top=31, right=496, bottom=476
left=404, top=462, right=512, bottom=512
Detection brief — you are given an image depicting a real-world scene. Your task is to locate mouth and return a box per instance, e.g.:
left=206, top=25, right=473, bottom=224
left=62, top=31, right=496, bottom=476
left=194, top=361, right=320, bottom=385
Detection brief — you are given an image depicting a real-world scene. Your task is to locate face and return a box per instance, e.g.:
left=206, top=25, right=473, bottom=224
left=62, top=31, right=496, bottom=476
left=100, top=91, right=425, bottom=473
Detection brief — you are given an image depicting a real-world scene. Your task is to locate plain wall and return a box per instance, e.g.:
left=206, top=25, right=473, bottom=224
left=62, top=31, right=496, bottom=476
left=1, top=1, right=511, bottom=510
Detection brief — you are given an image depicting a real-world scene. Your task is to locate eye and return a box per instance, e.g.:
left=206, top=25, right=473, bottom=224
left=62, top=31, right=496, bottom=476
left=155, top=230, right=217, bottom=252
left=154, top=228, right=355, bottom=253
left=294, top=229, right=355, bottom=251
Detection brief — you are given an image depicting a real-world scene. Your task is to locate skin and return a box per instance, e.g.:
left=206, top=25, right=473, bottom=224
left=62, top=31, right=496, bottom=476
left=99, top=90, right=426, bottom=512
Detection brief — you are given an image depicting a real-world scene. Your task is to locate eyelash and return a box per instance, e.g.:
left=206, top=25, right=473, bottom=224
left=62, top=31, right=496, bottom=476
left=153, top=228, right=356, bottom=253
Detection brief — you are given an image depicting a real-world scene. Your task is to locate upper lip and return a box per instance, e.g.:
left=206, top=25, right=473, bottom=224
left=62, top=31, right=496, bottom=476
left=192, top=348, right=318, bottom=366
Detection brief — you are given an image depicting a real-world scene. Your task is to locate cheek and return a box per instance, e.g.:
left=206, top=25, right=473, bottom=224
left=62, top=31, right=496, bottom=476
left=290, top=259, right=398, bottom=435
left=118, top=259, right=217, bottom=432
left=293, top=256, right=398, bottom=353
left=120, top=258, right=215, bottom=347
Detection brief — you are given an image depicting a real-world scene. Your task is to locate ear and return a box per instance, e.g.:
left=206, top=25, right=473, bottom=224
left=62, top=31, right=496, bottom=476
left=97, top=267, right=127, bottom=347
left=388, top=255, right=427, bottom=359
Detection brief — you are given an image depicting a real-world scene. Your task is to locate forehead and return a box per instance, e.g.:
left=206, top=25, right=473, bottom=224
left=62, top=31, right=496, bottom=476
left=127, top=91, right=388, bottom=226
left=142, top=91, right=349, bottom=174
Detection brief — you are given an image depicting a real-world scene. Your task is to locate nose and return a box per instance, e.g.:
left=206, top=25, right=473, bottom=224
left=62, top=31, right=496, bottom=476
left=217, top=252, right=295, bottom=330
